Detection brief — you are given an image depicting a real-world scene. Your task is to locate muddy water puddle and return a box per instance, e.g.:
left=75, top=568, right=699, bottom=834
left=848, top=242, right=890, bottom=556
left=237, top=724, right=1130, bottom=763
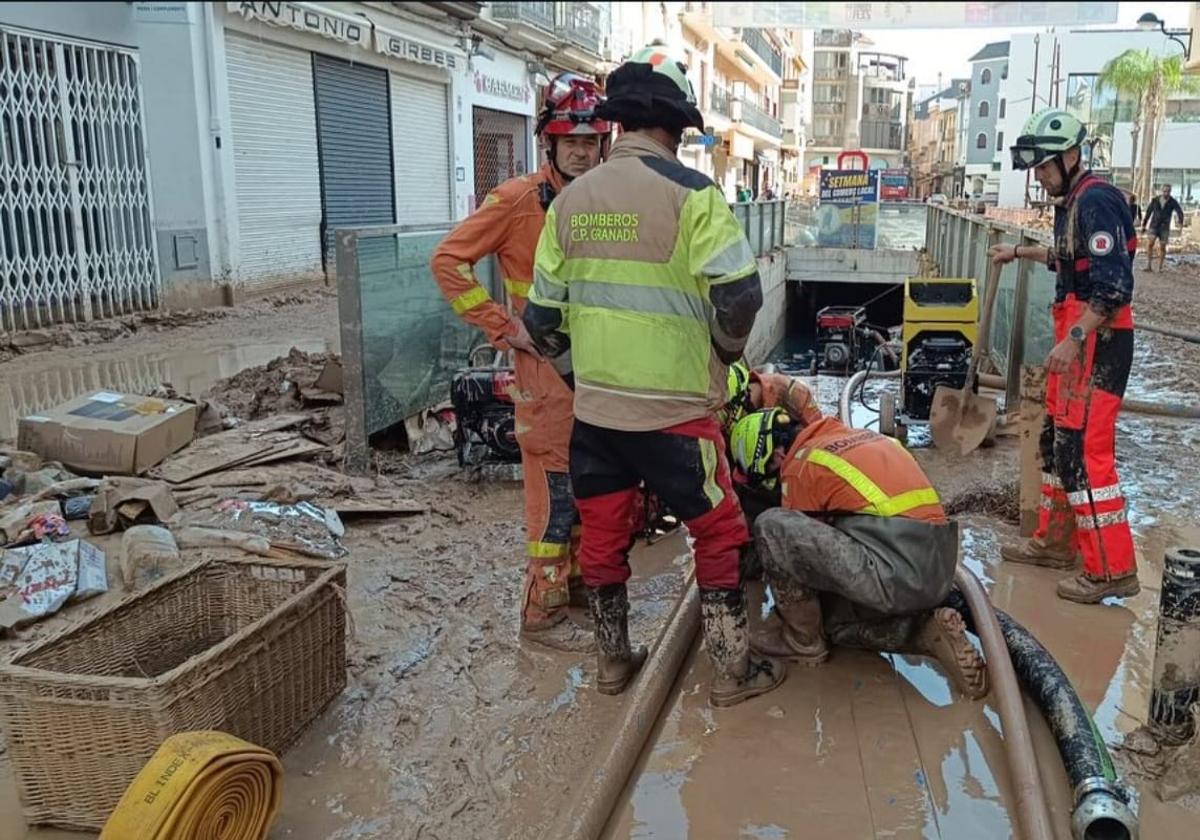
left=0, top=337, right=336, bottom=441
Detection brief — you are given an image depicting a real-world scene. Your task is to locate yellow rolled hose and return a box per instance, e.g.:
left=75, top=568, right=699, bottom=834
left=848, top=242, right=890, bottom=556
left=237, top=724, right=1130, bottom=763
left=99, top=731, right=282, bottom=840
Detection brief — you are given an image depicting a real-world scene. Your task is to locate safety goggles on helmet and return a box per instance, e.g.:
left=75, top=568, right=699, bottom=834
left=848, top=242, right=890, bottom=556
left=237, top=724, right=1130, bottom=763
left=730, top=408, right=790, bottom=479
left=1010, top=138, right=1066, bottom=171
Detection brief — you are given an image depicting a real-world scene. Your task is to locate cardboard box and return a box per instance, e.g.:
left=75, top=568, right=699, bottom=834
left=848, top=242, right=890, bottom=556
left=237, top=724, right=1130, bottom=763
left=17, top=392, right=197, bottom=476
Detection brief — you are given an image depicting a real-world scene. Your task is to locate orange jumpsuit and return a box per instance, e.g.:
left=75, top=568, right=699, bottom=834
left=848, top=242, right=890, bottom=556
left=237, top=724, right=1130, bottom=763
left=430, top=163, right=580, bottom=630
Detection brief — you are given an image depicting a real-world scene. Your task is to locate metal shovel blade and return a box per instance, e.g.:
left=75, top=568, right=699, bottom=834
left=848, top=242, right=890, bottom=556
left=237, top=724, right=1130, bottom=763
left=929, top=385, right=997, bottom=456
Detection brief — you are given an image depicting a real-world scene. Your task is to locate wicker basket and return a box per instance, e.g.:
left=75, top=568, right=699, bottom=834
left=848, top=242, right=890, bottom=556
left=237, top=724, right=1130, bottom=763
left=0, top=558, right=347, bottom=830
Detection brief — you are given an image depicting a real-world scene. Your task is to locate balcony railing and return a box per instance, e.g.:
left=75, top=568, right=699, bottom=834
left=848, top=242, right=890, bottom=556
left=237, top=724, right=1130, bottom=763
left=813, top=101, right=845, bottom=115
left=814, top=66, right=849, bottom=81
left=490, top=1, right=555, bottom=32
left=737, top=97, right=782, bottom=138
left=815, top=30, right=853, bottom=48
left=861, top=120, right=905, bottom=150
left=738, top=28, right=783, bottom=77
left=557, top=3, right=603, bottom=53
left=711, top=84, right=732, bottom=118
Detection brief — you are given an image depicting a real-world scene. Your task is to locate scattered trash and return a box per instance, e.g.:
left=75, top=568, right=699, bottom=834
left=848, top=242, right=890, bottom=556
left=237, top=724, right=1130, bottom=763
left=174, top=526, right=272, bottom=557
left=28, top=513, right=70, bottom=541
left=88, top=477, right=179, bottom=535
left=153, top=414, right=327, bottom=484
left=0, top=479, right=12, bottom=502
left=0, top=500, right=62, bottom=545
left=121, top=525, right=181, bottom=589
left=62, top=495, right=94, bottom=521
left=187, top=499, right=347, bottom=560
left=17, top=391, right=197, bottom=475
left=0, top=539, right=107, bottom=631
left=204, top=348, right=340, bottom=422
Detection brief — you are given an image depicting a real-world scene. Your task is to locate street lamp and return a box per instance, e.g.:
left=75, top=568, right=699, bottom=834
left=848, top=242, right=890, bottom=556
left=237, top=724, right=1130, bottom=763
left=1137, top=12, right=1193, bottom=59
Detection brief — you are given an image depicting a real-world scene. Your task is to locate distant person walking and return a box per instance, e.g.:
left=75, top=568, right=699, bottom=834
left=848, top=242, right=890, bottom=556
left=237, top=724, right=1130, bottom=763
left=1142, top=184, right=1185, bottom=272
left=1127, top=193, right=1140, bottom=232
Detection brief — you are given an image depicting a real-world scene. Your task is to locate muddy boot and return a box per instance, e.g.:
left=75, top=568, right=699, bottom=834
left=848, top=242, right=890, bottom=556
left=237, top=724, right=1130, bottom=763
left=750, top=583, right=829, bottom=666
left=701, top=588, right=787, bottom=708
left=1056, top=573, right=1141, bottom=604
left=587, top=584, right=647, bottom=695
left=1000, top=536, right=1078, bottom=570
left=520, top=560, right=595, bottom=653
left=905, top=608, right=988, bottom=700
left=568, top=576, right=590, bottom=609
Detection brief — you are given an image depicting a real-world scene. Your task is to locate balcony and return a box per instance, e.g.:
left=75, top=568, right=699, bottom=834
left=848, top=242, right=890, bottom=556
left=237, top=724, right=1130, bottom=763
left=490, top=1, right=555, bottom=32
left=858, top=52, right=907, bottom=83
left=861, top=120, right=905, bottom=151
left=711, top=84, right=732, bottom=118
left=862, top=102, right=897, bottom=120
left=488, top=2, right=606, bottom=57
left=815, top=30, right=853, bottom=48
left=737, top=97, right=782, bottom=139
left=737, top=28, right=783, bottom=78
left=557, top=3, right=602, bottom=53
left=813, top=66, right=848, bottom=81
left=813, top=101, right=845, bottom=116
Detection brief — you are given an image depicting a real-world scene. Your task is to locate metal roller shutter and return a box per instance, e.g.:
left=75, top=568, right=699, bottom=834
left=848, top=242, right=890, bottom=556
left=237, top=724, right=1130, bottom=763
left=225, top=32, right=322, bottom=286
left=391, top=72, right=452, bottom=225
left=313, top=54, right=394, bottom=259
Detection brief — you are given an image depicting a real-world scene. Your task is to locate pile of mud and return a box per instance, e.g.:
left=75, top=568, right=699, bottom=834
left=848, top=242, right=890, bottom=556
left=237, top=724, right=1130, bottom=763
left=944, top=479, right=1020, bottom=524
left=0, top=308, right=232, bottom=363
left=205, top=348, right=340, bottom=422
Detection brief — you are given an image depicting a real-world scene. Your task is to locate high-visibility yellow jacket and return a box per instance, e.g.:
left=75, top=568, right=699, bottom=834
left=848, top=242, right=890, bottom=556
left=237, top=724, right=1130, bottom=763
left=524, top=132, right=762, bottom=432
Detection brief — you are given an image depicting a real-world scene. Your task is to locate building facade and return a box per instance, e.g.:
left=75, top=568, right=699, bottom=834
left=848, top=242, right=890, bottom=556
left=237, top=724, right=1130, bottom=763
left=909, top=79, right=970, bottom=199
left=964, top=41, right=1008, bottom=201
left=0, top=0, right=611, bottom=323
left=803, top=29, right=911, bottom=177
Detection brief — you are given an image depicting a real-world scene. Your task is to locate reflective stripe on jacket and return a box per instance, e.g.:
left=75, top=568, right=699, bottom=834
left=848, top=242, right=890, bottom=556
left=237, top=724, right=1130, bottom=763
left=781, top=417, right=945, bottom=523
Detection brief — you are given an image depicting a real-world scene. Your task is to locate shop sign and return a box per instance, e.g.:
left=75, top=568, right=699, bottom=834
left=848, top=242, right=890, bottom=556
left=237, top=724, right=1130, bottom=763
left=474, top=71, right=529, bottom=103
left=375, top=30, right=459, bottom=70
left=226, top=2, right=370, bottom=49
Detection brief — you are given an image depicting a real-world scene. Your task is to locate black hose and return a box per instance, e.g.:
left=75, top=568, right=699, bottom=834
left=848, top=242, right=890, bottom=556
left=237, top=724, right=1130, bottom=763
left=941, top=588, right=1117, bottom=787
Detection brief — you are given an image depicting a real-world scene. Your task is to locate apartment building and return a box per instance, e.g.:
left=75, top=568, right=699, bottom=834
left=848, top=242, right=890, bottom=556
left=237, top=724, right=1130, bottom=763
left=804, top=29, right=912, bottom=177
left=964, top=41, right=1009, bottom=201
left=909, top=79, right=970, bottom=199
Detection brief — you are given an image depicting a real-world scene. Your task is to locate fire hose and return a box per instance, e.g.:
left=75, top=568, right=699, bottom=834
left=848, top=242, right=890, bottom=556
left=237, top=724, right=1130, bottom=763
left=99, top=731, right=282, bottom=840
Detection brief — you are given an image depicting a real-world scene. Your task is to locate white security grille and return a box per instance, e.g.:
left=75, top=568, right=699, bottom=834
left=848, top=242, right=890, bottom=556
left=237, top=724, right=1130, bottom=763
left=0, top=29, right=159, bottom=333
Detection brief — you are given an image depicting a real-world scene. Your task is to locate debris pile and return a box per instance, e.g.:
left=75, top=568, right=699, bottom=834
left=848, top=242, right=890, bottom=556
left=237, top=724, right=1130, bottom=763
left=944, top=479, right=1020, bottom=524
left=204, top=348, right=342, bottom=422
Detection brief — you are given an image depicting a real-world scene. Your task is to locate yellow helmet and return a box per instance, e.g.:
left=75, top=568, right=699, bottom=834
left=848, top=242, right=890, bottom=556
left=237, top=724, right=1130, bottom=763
left=730, top=408, right=790, bottom=479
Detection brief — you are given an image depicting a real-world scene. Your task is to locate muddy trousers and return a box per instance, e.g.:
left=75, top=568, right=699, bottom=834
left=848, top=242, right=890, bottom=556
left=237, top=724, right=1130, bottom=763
left=520, top=451, right=582, bottom=630
left=570, top=417, right=748, bottom=590
left=1037, top=297, right=1136, bottom=580
left=753, top=509, right=948, bottom=652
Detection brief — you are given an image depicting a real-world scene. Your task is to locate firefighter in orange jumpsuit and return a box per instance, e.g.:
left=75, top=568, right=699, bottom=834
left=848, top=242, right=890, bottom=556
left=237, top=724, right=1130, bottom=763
left=430, top=74, right=609, bottom=650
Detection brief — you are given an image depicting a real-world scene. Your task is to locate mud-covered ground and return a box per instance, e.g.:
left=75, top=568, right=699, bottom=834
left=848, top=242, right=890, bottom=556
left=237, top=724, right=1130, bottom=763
left=3, top=261, right=1200, bottom=839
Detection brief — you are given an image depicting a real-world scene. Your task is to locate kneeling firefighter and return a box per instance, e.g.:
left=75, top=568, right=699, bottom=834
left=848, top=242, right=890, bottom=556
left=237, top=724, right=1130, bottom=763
left=430, top=74, right=610, bottom=651
left=730, top=409, right=988, bottom=699
left=524, top=45, right=786, bottom=707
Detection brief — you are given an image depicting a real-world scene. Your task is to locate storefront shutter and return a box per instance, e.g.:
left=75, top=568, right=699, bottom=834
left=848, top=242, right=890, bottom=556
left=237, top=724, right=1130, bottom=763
left=391, top=72, right=452, bottom=225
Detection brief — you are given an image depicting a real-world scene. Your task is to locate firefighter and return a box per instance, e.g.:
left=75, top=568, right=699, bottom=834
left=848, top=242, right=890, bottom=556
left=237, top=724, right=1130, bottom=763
left=992, top=108, right=1139, bottom=604
left=523, top=45, right=786, bottom=707
left=720, top=362, right=822, bottom=433
left=729, top=408, right=988, bottom=700
left=429, top=73, right=609, bottom=651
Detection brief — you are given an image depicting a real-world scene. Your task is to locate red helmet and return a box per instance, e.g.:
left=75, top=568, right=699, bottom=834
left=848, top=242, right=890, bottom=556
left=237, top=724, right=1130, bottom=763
left=536, top=72, right=610, bottom=137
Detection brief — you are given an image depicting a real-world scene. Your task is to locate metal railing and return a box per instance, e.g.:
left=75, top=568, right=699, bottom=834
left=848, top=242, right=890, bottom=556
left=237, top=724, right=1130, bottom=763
left=489, top=1, right=556, bottom=32
left=814, top=66, right=849, bottom=81
left=557, top=2, right=603, bottom=53
left=732, top=200, right=787, bottom=256
left=739, top=28, right=783, bottom=77
left=924, top=204, right=1056, bottom=409
left=815, top=30, right=853, bottom=47
left=737, top=98, right=783, bottom=138
left=813, top=101, right=845, bottom=115
left=711, top=84, right=731, bottom=117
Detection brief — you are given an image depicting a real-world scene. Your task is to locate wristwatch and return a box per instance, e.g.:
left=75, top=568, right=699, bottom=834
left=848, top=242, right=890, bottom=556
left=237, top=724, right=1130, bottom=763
left=1068, top=325, right=1086, bottom=343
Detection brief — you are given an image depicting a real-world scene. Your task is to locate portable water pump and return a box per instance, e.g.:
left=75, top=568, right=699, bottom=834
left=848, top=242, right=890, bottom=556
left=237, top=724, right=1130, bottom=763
left=450, top=367, right=521, bottom=466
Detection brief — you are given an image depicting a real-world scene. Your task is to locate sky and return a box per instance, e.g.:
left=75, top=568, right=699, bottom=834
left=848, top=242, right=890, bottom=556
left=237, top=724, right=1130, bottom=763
left=860, top=2, right=1193, bottom=91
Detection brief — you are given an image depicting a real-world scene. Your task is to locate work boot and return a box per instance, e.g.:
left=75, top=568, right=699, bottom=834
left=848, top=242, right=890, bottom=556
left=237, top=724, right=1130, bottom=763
left=1056, top=573, right=1141, bottom=604
left=568, top=575, right=590, bottom=610
left=750, top=582, right=829, bottom=666
left=1000, top=536, right=1079, bottom=570
left=587, top=584, right=647, bottom=695
left=520, top=560, right=595, bottom=653
left=701, top=588, right=787, bottom=708
left=904, top=608, right=989, bottom=700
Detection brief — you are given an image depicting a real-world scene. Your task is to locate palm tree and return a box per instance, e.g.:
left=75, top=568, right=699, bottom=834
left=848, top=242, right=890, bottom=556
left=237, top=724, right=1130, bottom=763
left=1097, top=49, right=1200, bottom=201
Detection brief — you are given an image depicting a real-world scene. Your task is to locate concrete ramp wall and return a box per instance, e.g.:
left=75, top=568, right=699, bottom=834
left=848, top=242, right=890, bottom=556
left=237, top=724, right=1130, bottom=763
left=785, top=247, right=920, bottom=286
left=745, top=251, right=787, bottom=366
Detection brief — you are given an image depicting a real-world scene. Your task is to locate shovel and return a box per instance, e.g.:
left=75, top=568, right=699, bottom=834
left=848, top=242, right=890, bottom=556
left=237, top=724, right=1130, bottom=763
left=930, top=261, right=1002, bottom=455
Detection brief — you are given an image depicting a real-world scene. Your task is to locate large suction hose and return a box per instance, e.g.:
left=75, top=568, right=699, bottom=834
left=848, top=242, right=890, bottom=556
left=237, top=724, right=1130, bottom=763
left=943, top=583, right=1138, bottom=840
left=953, top=567, right=1056, bottom=840
left=838, top=368, right=900, bottom=424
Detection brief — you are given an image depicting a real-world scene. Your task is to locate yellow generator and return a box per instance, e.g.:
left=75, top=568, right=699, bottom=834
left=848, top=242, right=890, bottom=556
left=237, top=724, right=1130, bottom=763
left=879, top=277, right=978, bottom=437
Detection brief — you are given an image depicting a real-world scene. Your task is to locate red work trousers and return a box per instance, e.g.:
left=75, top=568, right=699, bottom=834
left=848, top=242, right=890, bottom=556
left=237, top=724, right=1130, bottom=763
left=570, top=417, right=748, bottom=590
left=1037, top=295, right=1136, bottom=580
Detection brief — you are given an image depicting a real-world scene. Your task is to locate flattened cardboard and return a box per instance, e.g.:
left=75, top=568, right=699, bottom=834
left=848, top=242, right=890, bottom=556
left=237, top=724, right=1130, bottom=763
left=88, top=478, right=179, bottom=535
left=17, top=392, right=197, bottom=476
